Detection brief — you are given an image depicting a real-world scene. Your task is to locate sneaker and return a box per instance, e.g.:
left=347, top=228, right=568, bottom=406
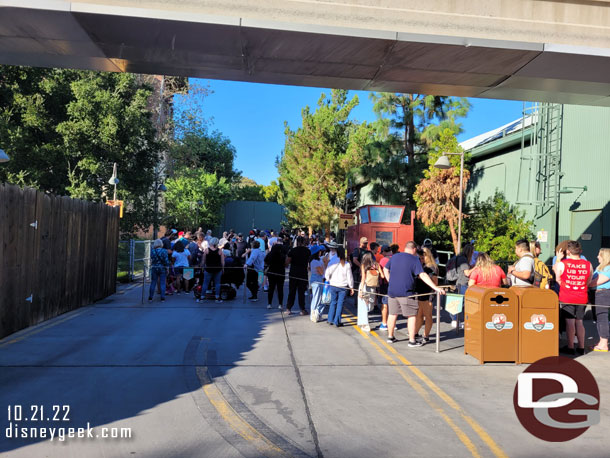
left=148, top=297, right=153, bottom=303
left=267, top=304, right=272, bottom=309
left=361, top=325, right=371, bottom=333
left=216, top=299, right=223, bottom=303
left=422, top=336, right=430, bottom=343
left=387, top=336, right=397, bottom=344
left=408, top=340, right=424, bottom=347
left=300, top=310, right=307, bottom=316
left=451, top=320, right=458, bottom=329
left=576, top=347, right=585, bottom=356
left=160, top=298, right=165, bottom=302
left=278, top=305, right=283, bottom=310
left=379, top=323, right=388, bottom=331
left=250, top=298, right=258, bottom=302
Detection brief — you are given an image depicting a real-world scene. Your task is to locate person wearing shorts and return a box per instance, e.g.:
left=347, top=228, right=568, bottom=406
left=553, top=240, right=592, bottom=355
left=383, top=241, right=445, bottom=347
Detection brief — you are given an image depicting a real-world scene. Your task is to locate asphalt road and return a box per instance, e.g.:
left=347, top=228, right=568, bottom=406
left=0, top=281, right=608, bottom=457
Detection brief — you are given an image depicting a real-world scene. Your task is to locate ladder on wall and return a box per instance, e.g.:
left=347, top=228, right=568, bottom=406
left=516, top=102, right=563, bottom=218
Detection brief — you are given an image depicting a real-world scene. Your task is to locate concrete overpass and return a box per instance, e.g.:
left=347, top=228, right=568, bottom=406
left=1, top=0, right=610, bottom=106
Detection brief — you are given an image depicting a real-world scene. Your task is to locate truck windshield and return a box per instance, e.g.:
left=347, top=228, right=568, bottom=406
left=369, top=207, right=402, bottom=223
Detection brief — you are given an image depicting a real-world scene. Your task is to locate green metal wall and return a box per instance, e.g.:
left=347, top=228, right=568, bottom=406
left=467, top=104, right=610, bottom=264
left=216, top=201, right=286, bottom=236
left=557, top=105, right=610, bottom=261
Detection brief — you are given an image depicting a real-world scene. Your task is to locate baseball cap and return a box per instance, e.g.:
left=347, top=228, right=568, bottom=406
left=325, top=241, right=339, bottom=249
left=360, top=237, right=368, bottom=244
left=178, top=231, right=184, bottom=237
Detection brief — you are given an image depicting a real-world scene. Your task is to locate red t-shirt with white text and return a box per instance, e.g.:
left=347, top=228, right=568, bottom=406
left=559, top=258, right=591, bottom=304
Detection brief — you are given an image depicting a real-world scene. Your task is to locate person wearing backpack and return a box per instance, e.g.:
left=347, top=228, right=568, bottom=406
left=445, top=244, right=473, bottom=328
left=529, top=240, right=553, bottom=289
left=507, top=239, right=535, bottom=286
left=357, top=252, right=380, bottom=333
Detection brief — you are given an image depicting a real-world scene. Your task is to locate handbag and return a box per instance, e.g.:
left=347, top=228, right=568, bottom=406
left=321, top=281, right=332, bottom=305
left=365, top=268, right=379, bottom=287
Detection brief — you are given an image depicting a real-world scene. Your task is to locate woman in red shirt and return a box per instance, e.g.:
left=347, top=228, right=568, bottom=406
left=468, top=253, right=508, bottom=288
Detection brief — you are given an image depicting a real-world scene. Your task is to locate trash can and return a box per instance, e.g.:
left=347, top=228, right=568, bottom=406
left=464, top=286, right=519, bottom=364
left=510, top=286, right=559, bottom=364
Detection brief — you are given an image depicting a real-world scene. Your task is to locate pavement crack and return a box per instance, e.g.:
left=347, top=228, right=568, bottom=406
left=281, top=312, right=324, bottom=458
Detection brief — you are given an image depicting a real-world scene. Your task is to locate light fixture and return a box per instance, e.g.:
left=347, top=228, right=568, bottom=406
left=559, top=186, right=587, bottom=194
left=0, top=149, right=10, bottom=163
left=433, top=155, right=451, bottom=169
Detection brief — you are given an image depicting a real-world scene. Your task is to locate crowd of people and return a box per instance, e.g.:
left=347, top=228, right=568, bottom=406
left=147, top=228, right=610, bottom=353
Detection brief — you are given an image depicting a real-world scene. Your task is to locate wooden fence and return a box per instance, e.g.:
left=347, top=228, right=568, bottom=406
left=0, top=183, right=120, bottom=339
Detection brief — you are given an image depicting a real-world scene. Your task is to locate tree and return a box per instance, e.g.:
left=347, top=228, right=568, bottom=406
left=414, top=129, right=470, bottom=254
left=163, top=169, right=231, bottom=230
left=262, top=180, right=280, bottom=202
left=369, top=93, right=470, bottom=162
left=278, top=90, right=372, bottom=232
left=0, top=66, right=163, bottom=233
left=234, top=177, right=265, bottom=201
left=464, top=192, right=535, bottom=262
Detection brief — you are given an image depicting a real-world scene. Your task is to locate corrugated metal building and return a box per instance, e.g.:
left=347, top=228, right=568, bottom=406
left=464, top=103, right=610, bottom=263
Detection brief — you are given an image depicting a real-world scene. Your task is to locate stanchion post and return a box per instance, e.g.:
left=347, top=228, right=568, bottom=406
left=243, top=267, right=247, bottom=304
left=436, top=291, right=441, bottom=353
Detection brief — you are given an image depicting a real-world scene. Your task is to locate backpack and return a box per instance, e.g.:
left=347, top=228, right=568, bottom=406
left=445, top=255, right=459, bottom=282
left=532, top=257, right=553, bottom=289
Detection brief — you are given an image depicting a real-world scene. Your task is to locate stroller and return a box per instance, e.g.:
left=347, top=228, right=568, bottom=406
left=193, top=257, right=245, bottom=301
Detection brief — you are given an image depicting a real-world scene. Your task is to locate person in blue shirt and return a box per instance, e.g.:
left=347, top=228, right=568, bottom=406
left=590, top=248, right=610, bottom=352
left=383, top=241, right=445, bottom=346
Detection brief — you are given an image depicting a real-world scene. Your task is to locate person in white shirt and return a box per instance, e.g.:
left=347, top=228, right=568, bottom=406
left=325, top=247, right=354, bottom=327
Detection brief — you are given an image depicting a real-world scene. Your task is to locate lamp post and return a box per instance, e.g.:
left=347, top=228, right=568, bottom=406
left=108, top=162, right=119, bottom=202
left=434, top=151, right=465, bottom=254
left=0, top=149, right=9, bottom=163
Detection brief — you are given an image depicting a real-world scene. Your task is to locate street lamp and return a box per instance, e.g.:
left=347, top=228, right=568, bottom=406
left=434, top=151, right=465, bottom=254
left=108, top=162, right=119, bottom=201
left=0, top=149, right=9, bottom=163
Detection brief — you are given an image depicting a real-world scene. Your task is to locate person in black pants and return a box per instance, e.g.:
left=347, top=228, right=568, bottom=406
left=265, top=243, right=286, bottom=310
left=285, top=236, right=311, bottom=315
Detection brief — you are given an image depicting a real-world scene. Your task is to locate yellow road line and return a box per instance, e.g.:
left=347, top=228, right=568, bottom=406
left=367, top=329, right=508, bottom=458
left=197, top=367, right=284, bottom=457
left=346, top=318, right=481, bottom=458
left=0, top=309, right=87, bottom=349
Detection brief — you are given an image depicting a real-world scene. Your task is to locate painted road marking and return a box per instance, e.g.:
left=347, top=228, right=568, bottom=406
left=343, top=316, right=481, bottom=457
left=367, top=329, right=508, bottom=458
left=342, top=310, right=507, bottom=458
left=196, top=366, right=286, bottom=457
left=0, top=308, right=88, bottom=349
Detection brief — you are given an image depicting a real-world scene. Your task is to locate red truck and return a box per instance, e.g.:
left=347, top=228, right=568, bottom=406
left=346, top=205, right=415, bottom=255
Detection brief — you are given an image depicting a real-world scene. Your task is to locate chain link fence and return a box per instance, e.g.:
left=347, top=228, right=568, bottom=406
left=117, top=240, right=152, bottom=283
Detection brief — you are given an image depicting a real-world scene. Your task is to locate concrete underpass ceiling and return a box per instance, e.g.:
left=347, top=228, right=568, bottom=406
left=1, top=6, right=610, bottom=106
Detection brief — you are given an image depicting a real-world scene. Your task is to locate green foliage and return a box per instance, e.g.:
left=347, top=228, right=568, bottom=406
left=164, top=169, right=231, bottom=230
left=464, top=192, right=535, bottom=262
left=414, top=129, right=470, bottom=254
left=0, top=66, right=162, bottom=233
left=351, top=93, right=470, bottom=209
left=278, top=89, right=372, bottom=230
left=262, top=181, right=280, bottom=202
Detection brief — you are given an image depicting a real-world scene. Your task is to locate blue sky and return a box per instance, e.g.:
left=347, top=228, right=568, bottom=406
left=176, top=79, right=526, bottom=185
